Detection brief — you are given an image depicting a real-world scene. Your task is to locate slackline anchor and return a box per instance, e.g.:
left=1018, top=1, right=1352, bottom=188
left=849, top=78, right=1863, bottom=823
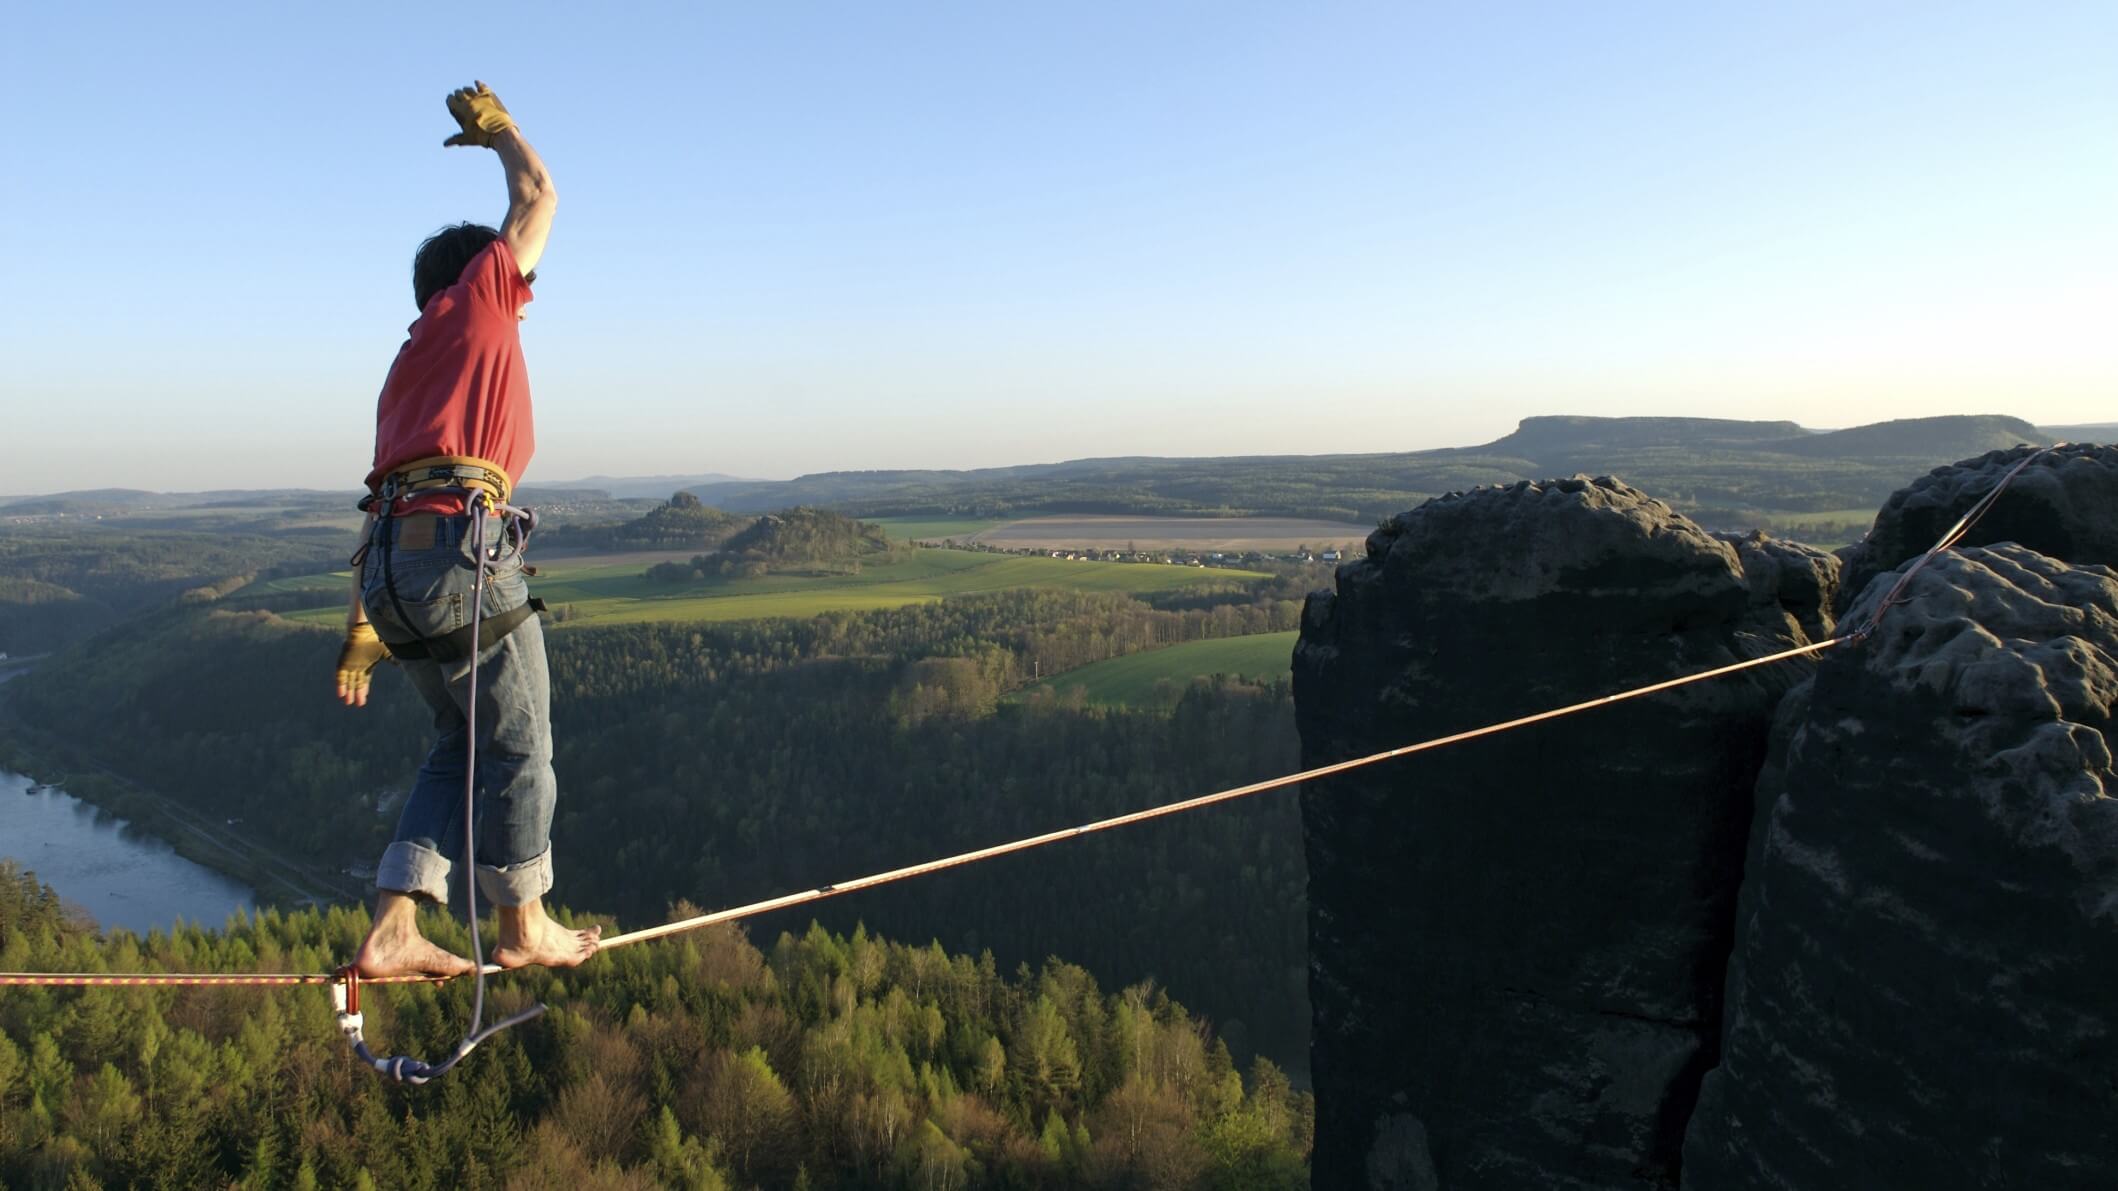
left=332, top=965, right=544, bottom=1085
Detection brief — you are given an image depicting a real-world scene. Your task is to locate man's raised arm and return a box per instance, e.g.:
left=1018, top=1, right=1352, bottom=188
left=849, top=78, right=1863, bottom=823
left=444, top=81, right=557, bottom=277
left=494, top=129, right=556, bottom=277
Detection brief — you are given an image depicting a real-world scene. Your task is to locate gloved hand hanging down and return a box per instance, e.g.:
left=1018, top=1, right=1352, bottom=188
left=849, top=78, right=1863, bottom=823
left=443, top=80, right=515, bottom=148
left=335, top=621, right=393, bottom=708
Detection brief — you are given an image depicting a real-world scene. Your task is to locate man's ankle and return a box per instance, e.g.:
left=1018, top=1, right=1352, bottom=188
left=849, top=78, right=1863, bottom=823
left=501, top=897, right=544, bottom=921
left=372, top=890, right=424, bottom=930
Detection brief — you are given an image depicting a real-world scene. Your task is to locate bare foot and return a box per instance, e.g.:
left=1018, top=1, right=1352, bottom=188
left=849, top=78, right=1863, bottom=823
left=492, top=915, right=601, bottom=970
left=355, top=920, right=476, bottom=980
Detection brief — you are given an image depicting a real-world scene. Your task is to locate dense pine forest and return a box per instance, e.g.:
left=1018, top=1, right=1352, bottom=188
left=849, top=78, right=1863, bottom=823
left=4, top=583, right=1314, bottom=1080
left=0, top=862, right=1312, bottom=1188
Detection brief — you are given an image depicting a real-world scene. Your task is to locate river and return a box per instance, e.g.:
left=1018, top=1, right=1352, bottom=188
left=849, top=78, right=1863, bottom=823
left=1, top=767, right=257, bottom=935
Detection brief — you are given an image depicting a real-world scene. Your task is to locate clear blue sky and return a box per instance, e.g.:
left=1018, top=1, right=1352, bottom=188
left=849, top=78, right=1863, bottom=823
left=2, top=2, right=2110, bottom=494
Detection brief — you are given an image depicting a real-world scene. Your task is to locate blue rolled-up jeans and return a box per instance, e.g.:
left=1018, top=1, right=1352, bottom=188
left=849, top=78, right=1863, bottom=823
left=359, top=510, right=555, bottom=908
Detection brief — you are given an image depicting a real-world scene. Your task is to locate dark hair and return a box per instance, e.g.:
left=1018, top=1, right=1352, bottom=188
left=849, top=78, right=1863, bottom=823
left=411, top=222, right=501, bottom=311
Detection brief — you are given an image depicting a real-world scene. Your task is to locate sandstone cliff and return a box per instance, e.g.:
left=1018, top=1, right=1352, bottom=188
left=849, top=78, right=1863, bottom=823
left=1296, top=445, right=2118, bottom=1189
left=1293, top=477, right=1830, bottom=1188
left=1680, top=543, right=2118, bottom=1187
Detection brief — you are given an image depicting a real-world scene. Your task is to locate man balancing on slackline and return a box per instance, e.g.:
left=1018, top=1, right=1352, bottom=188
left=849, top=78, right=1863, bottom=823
left=332, top=81, right=599, bottom=979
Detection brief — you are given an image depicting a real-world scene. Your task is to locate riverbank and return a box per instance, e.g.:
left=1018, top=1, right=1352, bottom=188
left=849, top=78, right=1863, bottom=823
left=2, top=771, right=257, bottom=934
left=0, top=668, right=360, bottom=909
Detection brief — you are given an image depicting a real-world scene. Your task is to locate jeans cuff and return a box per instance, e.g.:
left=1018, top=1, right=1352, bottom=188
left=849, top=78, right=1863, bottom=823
left=377, top=840, right=451, bottom=903
left=476, top=845, right=553, bottom=907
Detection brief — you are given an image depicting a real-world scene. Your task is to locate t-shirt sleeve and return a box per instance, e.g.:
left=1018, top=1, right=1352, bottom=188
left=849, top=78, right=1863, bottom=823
left=459, top=239, right=532, bottom=316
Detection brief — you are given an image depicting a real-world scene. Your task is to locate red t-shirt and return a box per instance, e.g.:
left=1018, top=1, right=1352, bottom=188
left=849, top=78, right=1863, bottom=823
left=366, top=238, right=535, bottom=514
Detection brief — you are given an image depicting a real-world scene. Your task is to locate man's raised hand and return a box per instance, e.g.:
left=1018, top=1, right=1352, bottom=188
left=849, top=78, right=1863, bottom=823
left=443, top=81, right=516, bottom=148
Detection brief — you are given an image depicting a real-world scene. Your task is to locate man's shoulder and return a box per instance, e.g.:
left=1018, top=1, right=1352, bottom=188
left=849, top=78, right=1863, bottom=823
left=458, top=240, right=530, bottom=314
left=414, top=291, right=516, bottom=341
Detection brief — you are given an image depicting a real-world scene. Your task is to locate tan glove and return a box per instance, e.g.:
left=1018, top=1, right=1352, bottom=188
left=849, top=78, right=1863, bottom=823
left=443, top=81, right=516, bottom=148
left=335, top=621, right=392, bottom=707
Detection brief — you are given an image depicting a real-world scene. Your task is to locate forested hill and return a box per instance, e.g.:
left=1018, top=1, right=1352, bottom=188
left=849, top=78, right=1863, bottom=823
left=538, top=491, right=747, bottom=552
left=0, top=529, right=344, bottom=656
left=536, top=500, right=891, bottom=565
left=679, top=413, right=2055, bottom=528
left=0, top=862, right=1312, bottom=1188
left=721, top=508, right=894, bottom=564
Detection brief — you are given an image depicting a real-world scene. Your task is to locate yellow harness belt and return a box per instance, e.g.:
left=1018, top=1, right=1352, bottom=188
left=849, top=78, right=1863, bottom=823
left=378, top=454, right=514, bottom=507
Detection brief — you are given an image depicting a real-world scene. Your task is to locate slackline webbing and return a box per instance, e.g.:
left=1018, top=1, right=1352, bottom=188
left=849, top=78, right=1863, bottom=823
left=592, top=635, right=1850, bottom=952
left=0, top=633, right=1845, bottom=988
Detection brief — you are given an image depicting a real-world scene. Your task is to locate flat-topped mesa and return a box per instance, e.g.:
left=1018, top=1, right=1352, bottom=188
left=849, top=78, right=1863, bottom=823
left=1294, top=475, right=1832, bottom=1189
left=1683, top=543, right=2118, bottom=1188
left=1836, top=441, right=2118, bottom=617
left=1489, top=416, right=1807, bottom=459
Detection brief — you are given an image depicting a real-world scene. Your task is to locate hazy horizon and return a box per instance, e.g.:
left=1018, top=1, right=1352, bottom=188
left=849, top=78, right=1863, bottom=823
left=4, top=409, right=2110, bottom=502
left=4, top=3, right=2111, bottom=494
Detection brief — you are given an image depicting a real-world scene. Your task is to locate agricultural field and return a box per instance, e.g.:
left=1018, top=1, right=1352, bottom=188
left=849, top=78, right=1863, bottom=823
left=867, top=515, right=1007, bottom=543
left=1760, top=508, right=1879, bottom=548
left=269, top=547, right=1267, bottom=627
left=1020, top=630, right=1300, bottom=708
left=973, top=515, right=1370, bottom=553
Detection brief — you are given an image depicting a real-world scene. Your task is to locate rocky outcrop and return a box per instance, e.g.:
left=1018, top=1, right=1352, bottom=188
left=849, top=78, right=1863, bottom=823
left=1294, top=477, right=1827, bottom=1189
left=1836, top=442, right=2118, bottom=616
left=1718, top=532, right=1839, bottom=644
left=1297, top=446, right=2118, bottom=1188
left=1683, top=545, right=2118, bottom=1187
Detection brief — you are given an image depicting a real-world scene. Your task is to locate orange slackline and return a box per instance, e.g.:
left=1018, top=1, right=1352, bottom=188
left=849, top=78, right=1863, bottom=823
left=0, top=634, right=1845, bottom=988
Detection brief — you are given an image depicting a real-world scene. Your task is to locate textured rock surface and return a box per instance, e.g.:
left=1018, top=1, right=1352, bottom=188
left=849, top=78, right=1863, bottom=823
left=1684, top=545, right=2118, bottom=1188
left=1836, top=442, right=2118, bottom=617
left=1717, top=532, right=1839, bottom=645
left=1295, top=477, right=1825, bottom=1190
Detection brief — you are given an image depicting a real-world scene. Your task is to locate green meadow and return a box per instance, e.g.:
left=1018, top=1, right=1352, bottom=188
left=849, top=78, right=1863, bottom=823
left=273, top=547, right=1266, bottom=627
left=1022, top=630, right=1300, bottom=708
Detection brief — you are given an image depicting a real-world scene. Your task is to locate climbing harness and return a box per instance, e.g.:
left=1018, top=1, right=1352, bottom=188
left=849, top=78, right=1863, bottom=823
left=353, top=458, right=545, bottom=665
left=0, top=445, right=2066, bottom=1080
left=361, top=454, right=514, bottom=508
